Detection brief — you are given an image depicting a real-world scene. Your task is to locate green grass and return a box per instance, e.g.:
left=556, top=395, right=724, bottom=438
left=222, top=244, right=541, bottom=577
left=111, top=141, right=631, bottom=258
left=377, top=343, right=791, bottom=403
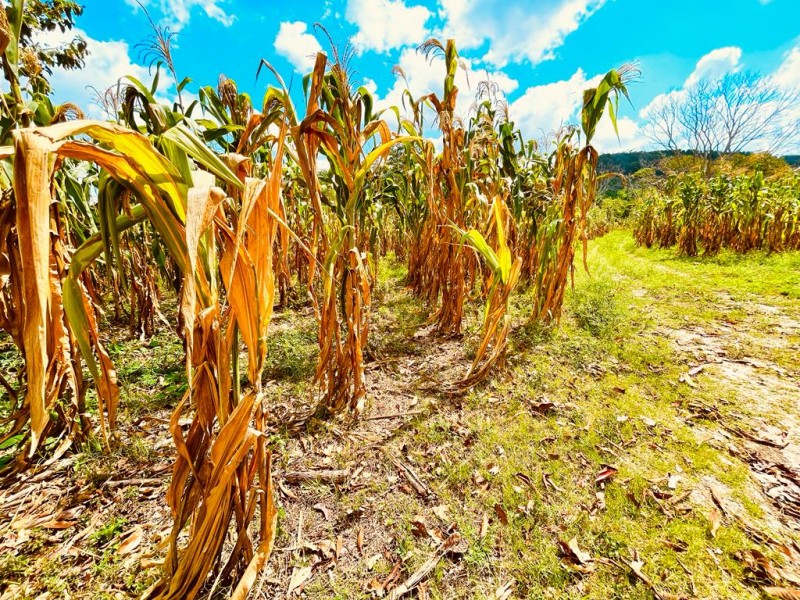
left=4, top=232, right=798, bottom=599
left=348, top=230, right=799, bottom=599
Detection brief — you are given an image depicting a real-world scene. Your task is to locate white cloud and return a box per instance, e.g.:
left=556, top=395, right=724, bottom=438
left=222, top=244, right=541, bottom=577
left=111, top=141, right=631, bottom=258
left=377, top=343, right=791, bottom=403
left=771, top=45, right=800, bottom=89
left=591, top=115, right=644, bottom=153
left=439, top=0, right=606, bottom=68
left=347, top=0, right=431, bottom=54
left=506, top=68, right=642, bottom=150
left=362, top=77, right=378, bottom=95
left=127, top=0, right=234, bottom=30
left=509, top=69, right=594, bottom=140
left=273, top=21, right=324, bottom=73
left=34, top=27, right=151, bottom=118
left=684, top=46, right=742, bottom=87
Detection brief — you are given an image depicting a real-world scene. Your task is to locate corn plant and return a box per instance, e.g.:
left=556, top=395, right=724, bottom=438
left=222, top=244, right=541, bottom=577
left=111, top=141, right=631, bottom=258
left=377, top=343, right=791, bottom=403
left=531, top=66, right=636, bottom=323
left=456, top=197, right=521, bottom=387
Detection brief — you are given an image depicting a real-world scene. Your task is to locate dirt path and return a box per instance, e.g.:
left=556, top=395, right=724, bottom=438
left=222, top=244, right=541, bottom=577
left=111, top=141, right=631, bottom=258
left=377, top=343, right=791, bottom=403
left=657, top=299, right=800, bottom=542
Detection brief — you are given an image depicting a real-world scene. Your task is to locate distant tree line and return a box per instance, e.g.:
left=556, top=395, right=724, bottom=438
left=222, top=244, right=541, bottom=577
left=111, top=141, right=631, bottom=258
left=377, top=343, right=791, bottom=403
left=598, top=150, right=799, bottom=176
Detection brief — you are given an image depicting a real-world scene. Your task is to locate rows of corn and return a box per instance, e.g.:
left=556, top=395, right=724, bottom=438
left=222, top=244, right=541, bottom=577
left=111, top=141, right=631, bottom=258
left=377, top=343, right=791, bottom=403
left=633, top=170, right=800, bottom=256
left=0, top=2, right=633, bottom=596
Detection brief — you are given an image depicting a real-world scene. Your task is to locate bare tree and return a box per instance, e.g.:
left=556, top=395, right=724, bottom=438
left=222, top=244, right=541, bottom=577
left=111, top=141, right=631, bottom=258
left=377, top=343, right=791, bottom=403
left=642, top=91, right=680, bottom=151
left=643, top=70, right=800, bottom=156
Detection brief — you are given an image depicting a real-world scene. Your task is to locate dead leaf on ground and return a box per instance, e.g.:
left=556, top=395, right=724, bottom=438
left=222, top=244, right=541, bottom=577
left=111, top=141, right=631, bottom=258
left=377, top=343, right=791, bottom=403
left=740, top=549, right=781, bottom=583
left=313, top=503, right=332, bottom=521
left=410, top=516, right=429, bottom=538
left=763, top=587, right=800, bottom=599
left=473, top=471, right=490, bottom=491
left=493, top=580, right=515, bottom=600
left=494, top=503, right=508, bottom=526
left=118, top=525, right=144, bottom=555
left=595, top=465, right=618, bottom=487
left=479, top=512, right=489, bottom=538
left=559, top=536, right=593, bottom=570
left=531, top=401, right=556, bottom=415
left=432, top=505, right=450, bottom=522
left=708, top=507, right=721, bottom=538
left=288, top=565, right=313, bottom=595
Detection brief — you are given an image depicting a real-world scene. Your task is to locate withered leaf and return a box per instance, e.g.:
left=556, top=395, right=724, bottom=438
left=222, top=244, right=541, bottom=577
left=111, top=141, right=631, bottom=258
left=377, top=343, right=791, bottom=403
left=708, top=507, right=721, bottom=538
left=558, top=537, right=592, bottom=566
left=287, top=565, right=313, bottom=595
left=410, top=516, right=429, bottom=538
left=595, top=465, right=618, bottom=486
left=313, top=503, right=331, bottom=521
left=493, top=580, right=515, bottom=600
left=118, top=525, right=144, bottom=556
left=763, top=587, right=800, bottom=599
left=494, top=503, right=508, bottom=526
left=479, top=512, right=489, bottom=539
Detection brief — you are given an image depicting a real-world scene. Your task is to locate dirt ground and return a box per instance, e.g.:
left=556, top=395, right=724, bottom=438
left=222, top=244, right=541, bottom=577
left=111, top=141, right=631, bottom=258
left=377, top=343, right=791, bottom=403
left=2, top=232, right=800, bottom=599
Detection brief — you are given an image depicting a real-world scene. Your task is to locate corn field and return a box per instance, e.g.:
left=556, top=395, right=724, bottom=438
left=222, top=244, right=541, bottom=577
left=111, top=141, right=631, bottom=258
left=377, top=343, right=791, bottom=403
left=0, top=2, right=634, bottom=595
left=633, top=171, right=800, bottom=256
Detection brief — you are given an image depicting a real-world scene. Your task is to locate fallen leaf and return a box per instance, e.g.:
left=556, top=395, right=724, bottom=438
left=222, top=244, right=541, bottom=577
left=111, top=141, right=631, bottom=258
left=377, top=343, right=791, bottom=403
left=708, top=507, right=721, bottom=538
left=288, top=566, right=313, bottom=595
left=493, top=580, right=515, bottom=600
left=664, top=539, right=689, bottom=552
left=313, top=503, right=331, bottom=521
left=531, top=401, right=556, bottom=415
left=479, top=512, right=489, bottom=539
left=473, top=471, right=490, bottom=491
left=444, top=532, right=468, bottom=556
left=763, top=587, right=800, bottom=599
left=740, top=549, right=782, bottom=583
left=366, top=554, right=382, bottom=570
left=559, top=537, right=592, bottom=565
left=367, top=577, right=385, bottom=596
left=118, top=526, right=144, bottom=556
left=410, top=516, right=429, bottom=538
left=278, top=479, right=298, bottom=500
left=494, top=503, right=508, bottom=526
left=595, top=465, right=618, bottom=486
left=432, top=505, right=450, bottom=522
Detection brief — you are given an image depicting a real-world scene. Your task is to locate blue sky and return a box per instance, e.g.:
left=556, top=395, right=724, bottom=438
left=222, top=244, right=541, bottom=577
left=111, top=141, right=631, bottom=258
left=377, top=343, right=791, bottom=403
left=39, top=0, right=800, bottom=152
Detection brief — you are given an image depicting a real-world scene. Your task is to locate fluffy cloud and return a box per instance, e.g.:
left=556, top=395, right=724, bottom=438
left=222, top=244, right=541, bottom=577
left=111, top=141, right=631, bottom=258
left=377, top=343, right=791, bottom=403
left=506, top=68, right=642, bottom=151
left=771, top=45, right=800, bottom=89
left=684, top=46, right=741, bottom=87
left=274, top=21, right=324, bottom=73
left=347, top=0, right=431, bottom=54
left=591, top=115, right=644, bottom=153
left=439, top=0, right=606, bottom=68
left=34, top=27, right=151, bottom=118
left=509, top=69, right=594, bottom=140
left=126, top=0, right=234, bottom=30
